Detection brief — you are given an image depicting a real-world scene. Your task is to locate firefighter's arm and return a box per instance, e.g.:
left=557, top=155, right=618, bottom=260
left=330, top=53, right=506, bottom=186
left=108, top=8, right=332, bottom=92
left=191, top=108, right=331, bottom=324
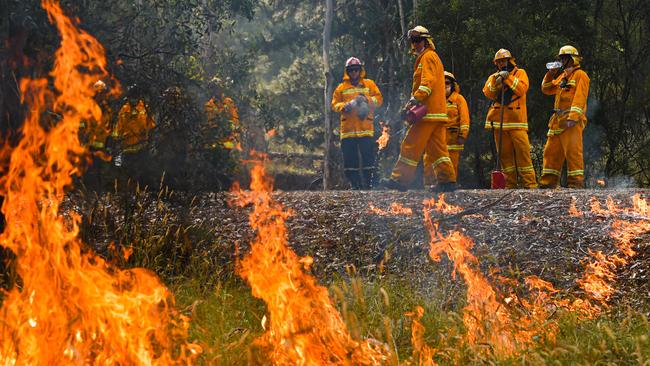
left=367, top=80, right=383, bottom=109
left=331, top=85, right=347, bottom=113
left=567, top=71, right=590, bottom=123
left=541, top=71, right=561, bottom=95
left=458, top=95, right=470, bottom=139
left=412, top=54, right=437, bottom=102
left=503, top=69, right=528, bottom=97
left=482, top=74, right=500, bottom=101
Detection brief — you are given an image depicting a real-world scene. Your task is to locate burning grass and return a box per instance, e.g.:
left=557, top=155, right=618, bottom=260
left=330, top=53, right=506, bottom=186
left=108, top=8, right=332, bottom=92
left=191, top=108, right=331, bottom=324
left=170, top=274, right=650, bottom=365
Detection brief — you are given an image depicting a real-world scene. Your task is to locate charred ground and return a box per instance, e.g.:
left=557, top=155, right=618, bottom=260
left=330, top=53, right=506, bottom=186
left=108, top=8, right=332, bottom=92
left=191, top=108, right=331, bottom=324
left=71, top=188, right=650, bottom=312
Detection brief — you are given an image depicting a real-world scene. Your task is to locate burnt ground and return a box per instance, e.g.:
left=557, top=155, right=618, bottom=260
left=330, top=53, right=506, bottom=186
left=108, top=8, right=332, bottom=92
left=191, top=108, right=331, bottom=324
left=72, top=188, right=650, bottom=311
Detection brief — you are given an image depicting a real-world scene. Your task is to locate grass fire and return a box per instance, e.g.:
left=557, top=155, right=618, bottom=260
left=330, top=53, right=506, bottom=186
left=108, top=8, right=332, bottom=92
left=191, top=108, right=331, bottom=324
left=2, top=1, right=650, bottom=365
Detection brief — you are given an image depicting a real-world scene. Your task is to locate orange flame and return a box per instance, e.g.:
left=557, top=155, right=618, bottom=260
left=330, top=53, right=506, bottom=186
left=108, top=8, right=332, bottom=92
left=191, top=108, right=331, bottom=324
left=423, top=200, right=558, bottom=356
left=405, top=306, right=437, bottom=365
left=569, top=197, right=583, bottom=216
left=596, top=179, right=606, bottom=187
left=233, top=159, right=387, bottom=364
left=376, top=122, right=390, bottom=151
left=575, top=195, right=649, bottom=312
left=0, top=1, right=199, bottom=364
left=368, top=202, right=413, bottom=216
left=423, top=194, right=462, bottom=215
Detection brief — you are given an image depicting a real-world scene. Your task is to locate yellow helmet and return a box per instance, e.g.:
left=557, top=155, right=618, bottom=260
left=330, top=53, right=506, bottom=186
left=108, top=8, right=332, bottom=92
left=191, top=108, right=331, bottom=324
left=407, top=25, right=435, bottom=50
left=558, top=45, right=582, bottom=65
left=493, top=48, right=514, bottom=63
left=444, top=71, right=456, bottom=81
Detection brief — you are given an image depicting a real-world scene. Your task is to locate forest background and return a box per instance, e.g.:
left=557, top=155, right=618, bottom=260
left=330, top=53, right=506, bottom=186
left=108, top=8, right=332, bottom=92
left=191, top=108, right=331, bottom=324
left=1, top=0, right=649, bottom=190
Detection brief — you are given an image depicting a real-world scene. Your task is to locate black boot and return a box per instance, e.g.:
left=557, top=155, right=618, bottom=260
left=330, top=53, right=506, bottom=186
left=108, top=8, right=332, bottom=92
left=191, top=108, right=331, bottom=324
left=377, top=178, right=407, bottom=192
left=344, top=170, right=362, bottom=190
left=361, top=169, right=374, bottom=190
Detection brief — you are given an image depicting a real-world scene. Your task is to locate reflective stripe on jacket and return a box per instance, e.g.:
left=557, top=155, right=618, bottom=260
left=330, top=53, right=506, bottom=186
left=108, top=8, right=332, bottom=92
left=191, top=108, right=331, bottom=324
left=483, top=67, right=529, bottom=130
left=411, top=47, right=447, bottom=123
left=446, top=88, right=470, bottom=140
left=541, top=67, right=590, bottom=135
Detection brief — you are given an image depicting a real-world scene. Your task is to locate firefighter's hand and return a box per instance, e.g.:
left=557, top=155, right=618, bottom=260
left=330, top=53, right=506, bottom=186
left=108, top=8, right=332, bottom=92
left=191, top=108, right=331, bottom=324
left=343, top=102, right=354, bottom=113
left=457, top=136, right=465, bottom=144
left=405, top=97, right=419, bottom=109
left=498, top=71, right=509, bottom=80
left=354, top=94, right=368, bottom=103
left=566, top=120, right=577, bottom=128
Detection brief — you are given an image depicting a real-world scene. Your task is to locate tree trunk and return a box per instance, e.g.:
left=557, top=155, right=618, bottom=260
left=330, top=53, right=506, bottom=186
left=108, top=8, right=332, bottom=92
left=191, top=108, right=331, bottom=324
left=322, top=0, right=335, bottom=190
left=412, top=0, right=418, bottom=24
left=397, top=0, right=406, bottom=37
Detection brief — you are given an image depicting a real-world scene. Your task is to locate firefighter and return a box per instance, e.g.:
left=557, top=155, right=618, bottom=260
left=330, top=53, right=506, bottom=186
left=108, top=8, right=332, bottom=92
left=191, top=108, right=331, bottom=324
left=112, top=93, right=155, bottom=167
left=331, top=57, right=383, bottom=189
left=423, top=71, right=469, bottom=184
left=540, top=45, right=590, bottom=188
left=79, top=80, right=113, bottom=190
left=482, top=49, right=537, bottom=189
left=80, top=80, right=112, bottom=152
left=204, top=89, right=240, bottom=151
left=380, top=25, right=456, bottom=192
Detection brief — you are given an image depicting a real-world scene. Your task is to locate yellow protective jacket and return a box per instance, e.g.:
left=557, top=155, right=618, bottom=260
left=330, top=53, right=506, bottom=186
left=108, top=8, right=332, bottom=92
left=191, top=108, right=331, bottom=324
left=80, top=100, right=112, bottom=149
left=541, top=67, right=590, bottom=135
left=483, top=67, right=529, bottom=130
left=412, top=47, right=447, bottom=123
left=205, top=95, right=240, bottom=149
left=331, top=66, right=383, bottom=140
left=113, top=99, right=155, bottom=153
left=446, top=84, right=470, bottom=139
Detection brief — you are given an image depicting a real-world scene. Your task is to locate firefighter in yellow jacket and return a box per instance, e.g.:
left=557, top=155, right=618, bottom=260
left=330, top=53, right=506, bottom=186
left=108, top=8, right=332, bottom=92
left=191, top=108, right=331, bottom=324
left=80, top=80, right=112, bottom=151
left=112, top=97, right=155, bottom=163
left=483, top=49, right=537, bottom=189
left=381, top=26, right=456, bottom=192
left=424, top=71, right=469, bottom=184
left=331, top=57, right=383, bottom=189
left=540, top=45, right=590, bottom=188
left=205, top=94, right=240, bottom=151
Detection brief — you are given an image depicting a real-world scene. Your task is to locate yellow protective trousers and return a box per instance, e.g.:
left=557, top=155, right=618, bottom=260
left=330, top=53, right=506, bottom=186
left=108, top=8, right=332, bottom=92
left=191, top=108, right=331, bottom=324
left=540, top=126, right=584, bottom=188
left=392, top=122, right=455, bottom=186
left=493, top=129, right=537, bottom=188
left=424, top=128, right=462, bottom=185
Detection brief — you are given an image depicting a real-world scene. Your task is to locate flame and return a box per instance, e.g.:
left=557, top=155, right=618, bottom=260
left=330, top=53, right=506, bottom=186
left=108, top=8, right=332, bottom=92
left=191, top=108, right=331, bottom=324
left=368, top=202, right=413, bottom=216
left=596, top=179, right=605, bottom=187
left=266, top=128, right=276, bottom=138
left=376, top=122, right=390, bottom=151
left=233, top=158, right=387, bottom=365
left=574, top=195, right=649, bottom=312
left=0, top=1, right=199, bottom=364
left=423, top=200, right=560, bottom=356
left=405, top=307, right=437, bottom=365
left=423, top=194, right=462, bottom=215
left=569, top=197, right=583, bottom=216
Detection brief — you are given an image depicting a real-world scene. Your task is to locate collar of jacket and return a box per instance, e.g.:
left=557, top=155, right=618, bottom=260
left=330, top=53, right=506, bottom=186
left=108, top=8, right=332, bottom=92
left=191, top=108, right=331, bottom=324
left=447, top=90, right=460, bottom=102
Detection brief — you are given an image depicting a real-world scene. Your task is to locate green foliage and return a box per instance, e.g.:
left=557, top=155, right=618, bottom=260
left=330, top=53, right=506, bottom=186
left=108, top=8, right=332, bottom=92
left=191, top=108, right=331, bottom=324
left=173, top=273, right=650, bottom=365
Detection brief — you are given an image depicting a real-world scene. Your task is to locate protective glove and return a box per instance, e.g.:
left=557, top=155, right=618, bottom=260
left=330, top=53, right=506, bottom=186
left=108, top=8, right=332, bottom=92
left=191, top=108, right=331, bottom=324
left=343, top=99, right=357, bottom=113
left=498, top=70, right=509, bottom=80
left=457, top=136, right=465, bottom=144
left=566, top=120, right=577, bottom=128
